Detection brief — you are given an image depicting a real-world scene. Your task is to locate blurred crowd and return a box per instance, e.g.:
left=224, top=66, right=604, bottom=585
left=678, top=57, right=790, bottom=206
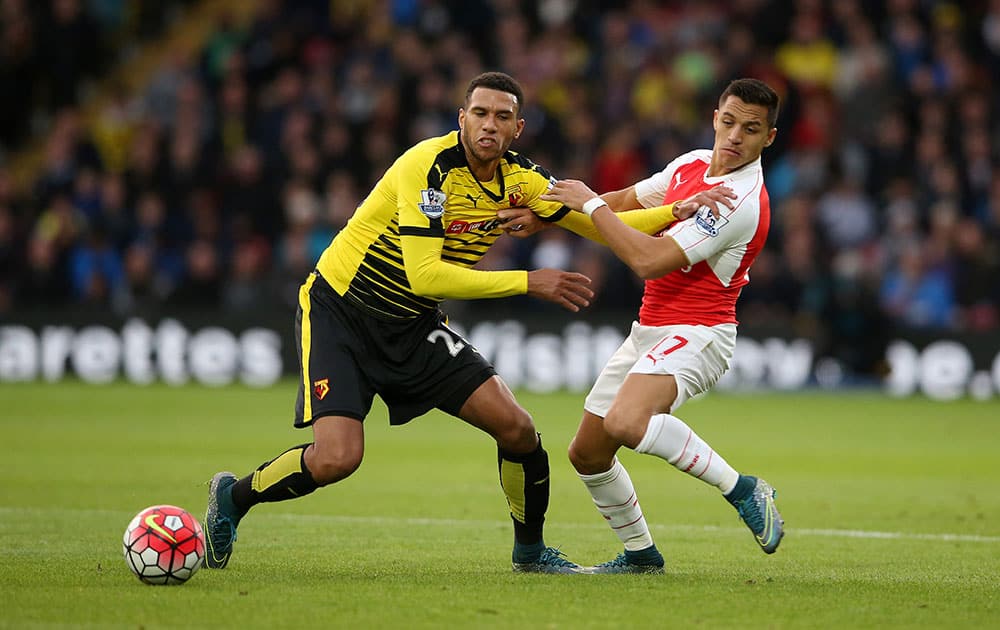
left=2, top=0, right=1000, bottom=375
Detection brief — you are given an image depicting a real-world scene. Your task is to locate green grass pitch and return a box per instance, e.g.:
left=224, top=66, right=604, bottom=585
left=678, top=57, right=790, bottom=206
left=1, top=381, right=998, bottom=628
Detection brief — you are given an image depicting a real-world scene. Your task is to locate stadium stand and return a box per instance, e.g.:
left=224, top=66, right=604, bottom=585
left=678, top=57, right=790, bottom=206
left=2, top=0, right=998, bottom=380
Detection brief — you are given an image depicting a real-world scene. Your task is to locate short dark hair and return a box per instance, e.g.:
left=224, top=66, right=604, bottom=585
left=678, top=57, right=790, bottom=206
left=720, top=78, right=780, bottom=128
left=465, top=72, right=525, bottom=114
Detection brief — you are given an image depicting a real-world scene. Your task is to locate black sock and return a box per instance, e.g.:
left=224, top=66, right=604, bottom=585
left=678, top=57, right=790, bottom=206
left=231, top=444, right=319, bottom=514
left=498, top=435, right=549, bottom=547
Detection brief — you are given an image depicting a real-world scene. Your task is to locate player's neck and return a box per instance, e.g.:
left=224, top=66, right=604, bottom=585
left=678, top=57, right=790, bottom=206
left=706, top=162, right=730, bottom=178
left=467, top=157, right=500, bottom=183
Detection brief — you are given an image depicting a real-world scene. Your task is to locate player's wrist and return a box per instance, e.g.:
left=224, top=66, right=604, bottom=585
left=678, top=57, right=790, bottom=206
left=581, top=197, right=608, bottom=217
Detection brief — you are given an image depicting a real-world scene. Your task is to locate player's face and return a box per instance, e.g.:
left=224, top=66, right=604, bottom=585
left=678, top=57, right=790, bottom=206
left=459, top=87, right=525, bottom=169
left=710, top=96, right=776, bottom=175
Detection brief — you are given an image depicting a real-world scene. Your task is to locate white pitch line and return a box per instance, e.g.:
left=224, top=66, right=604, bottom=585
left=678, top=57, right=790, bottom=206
left=2, top=507, right=998, bottom=544
left=260, top=512, right=1000, bottom=544
left=791, top=527, right=1000, bottom=543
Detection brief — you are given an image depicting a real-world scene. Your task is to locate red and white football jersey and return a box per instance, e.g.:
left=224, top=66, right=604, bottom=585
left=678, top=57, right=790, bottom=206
left=632, top=149, right=770, bottom=326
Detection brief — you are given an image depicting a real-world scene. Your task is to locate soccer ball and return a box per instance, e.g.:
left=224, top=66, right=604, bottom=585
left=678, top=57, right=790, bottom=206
left=122, top=505, right=206, bottom=585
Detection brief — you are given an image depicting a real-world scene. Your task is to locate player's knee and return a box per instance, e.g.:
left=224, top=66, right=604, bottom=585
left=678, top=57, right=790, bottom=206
left=308, top=456, right=361, bottom=486
left=494, top=408, right=537, bottom=452
left=567, top=437, right=608, bottom=475
left=305, top=446, right=363, bottom=486
left=602, top=408, right=645, bottom=449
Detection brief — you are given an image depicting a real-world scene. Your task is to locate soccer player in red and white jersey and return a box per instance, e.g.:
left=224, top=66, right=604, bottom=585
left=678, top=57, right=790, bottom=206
left=539, top=78, right=784, bottom=573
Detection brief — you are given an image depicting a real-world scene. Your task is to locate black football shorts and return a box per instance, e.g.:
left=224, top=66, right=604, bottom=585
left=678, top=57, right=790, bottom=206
left=293, top=271, right=496, bottom=427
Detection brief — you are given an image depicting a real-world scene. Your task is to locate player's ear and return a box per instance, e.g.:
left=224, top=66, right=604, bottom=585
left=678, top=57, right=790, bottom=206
left=458, top=108, right=466, bottom=130
left=515, top=118, right=525, bottom=139
left=765, top=127, right=777, bottom=146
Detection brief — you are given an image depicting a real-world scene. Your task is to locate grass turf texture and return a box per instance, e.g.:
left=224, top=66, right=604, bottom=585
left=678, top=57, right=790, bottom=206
left=1, top=381, right=998, bottom=629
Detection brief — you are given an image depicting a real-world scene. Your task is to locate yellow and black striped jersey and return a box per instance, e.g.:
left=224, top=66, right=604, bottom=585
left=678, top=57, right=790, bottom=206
left=316, top=130, right=568, bottom=319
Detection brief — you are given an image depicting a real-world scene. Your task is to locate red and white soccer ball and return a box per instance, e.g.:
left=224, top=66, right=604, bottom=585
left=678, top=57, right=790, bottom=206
left=122, top=505, right=206, bottom=585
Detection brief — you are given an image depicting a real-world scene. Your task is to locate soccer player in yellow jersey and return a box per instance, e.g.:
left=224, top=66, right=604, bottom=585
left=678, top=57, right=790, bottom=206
left=205, top=72, right=689, bottom=574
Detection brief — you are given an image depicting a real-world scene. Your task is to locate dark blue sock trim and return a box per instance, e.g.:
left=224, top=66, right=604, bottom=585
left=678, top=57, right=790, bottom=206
left=725, top=474, right=756, bottom=504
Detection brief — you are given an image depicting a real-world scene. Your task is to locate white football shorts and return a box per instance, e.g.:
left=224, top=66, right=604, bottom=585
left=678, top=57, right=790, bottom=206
left=584, top=322, right=737, bottom=417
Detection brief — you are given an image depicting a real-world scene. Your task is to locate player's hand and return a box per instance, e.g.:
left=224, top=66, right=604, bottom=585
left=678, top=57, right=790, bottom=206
left=526, top=269, right=593, bottom=312
left=672, top=185, right=737, bottom=221
left=540, top=179, right=599, bottom=211
left=498, top=207, right=547, bottom=238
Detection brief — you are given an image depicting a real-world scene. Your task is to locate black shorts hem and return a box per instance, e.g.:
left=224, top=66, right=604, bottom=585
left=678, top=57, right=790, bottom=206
left=437, top=366, right=497, bottom=418
left=294, top=409, right=366, bottom=428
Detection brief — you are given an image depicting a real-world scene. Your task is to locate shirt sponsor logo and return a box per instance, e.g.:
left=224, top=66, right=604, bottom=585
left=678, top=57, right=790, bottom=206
left=446, top=218, right=503, bottom=234
left=694, top=206, right=729, bottom=237
left=419, top=188, right=446, bottom=218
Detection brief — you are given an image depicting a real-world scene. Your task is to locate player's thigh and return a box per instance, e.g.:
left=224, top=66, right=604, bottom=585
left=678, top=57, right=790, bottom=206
left=293, top=277, right=375, bottom=428
left=609, top=373, right=680, bottom=417
left=584, top=321, right=644, bottom=418
left=456, top=375, right=536, bottom=451
left=381, top=314, right=498, bottom=426
left=603, top=373, right=680, bottom=447
left=627, top=324, right=734, bottom=413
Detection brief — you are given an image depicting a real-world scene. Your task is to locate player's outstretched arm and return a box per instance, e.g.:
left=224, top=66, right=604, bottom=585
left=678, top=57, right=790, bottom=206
left=545, top=181, right=638, bottom=213
left=540, top=179, right=672, bottom=275
left=497, top=185, right=640, bottom=239
left=400, top=233, right=592, bottom=311
left=540, top=180, right=692, bottom=244
left=584, top=204, right=689, bottom=279
left=542, top=180, right=736, bottom=279
left=401, top=233, right=529, bottom=299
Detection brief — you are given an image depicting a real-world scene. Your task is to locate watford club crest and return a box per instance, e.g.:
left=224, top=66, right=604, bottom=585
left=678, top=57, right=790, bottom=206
left=313, top=378, right=330, bottom=400
left=507, top=184, right=524, bottom=207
